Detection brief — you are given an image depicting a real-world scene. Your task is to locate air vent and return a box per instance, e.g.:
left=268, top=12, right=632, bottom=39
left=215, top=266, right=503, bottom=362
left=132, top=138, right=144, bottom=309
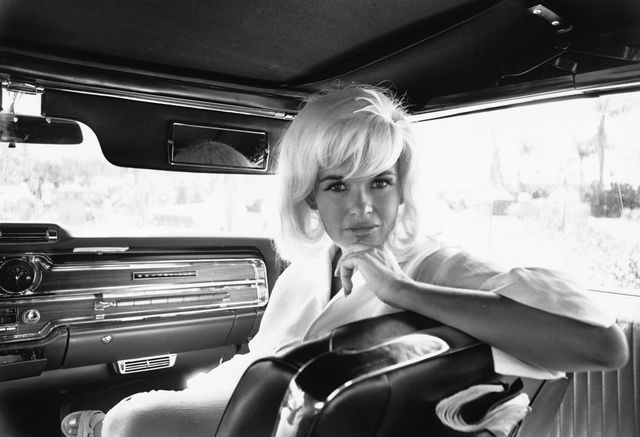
left=0, top=225, right=58, bottom=243
left=115, top=354, right=177, bottom=374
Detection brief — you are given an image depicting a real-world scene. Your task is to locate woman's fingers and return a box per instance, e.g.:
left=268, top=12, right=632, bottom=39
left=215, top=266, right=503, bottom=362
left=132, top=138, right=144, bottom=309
left=336, top=246, right=408, bottom=304
left=338, top=257, right=357, bottom=294
left=337, top=248, right=373, bottom=295
left=337, top=246, right=388, bottom=295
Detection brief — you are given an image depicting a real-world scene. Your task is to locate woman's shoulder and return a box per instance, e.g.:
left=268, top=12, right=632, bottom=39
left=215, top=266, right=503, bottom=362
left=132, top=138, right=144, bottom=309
left=410, top=243, right=503, bottom=287
left=401, top=237, right=446, bottom=278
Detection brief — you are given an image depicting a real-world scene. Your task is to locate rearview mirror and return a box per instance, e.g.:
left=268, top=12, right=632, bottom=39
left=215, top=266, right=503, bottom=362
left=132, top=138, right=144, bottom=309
left=0, top=114, right=83, bottom=145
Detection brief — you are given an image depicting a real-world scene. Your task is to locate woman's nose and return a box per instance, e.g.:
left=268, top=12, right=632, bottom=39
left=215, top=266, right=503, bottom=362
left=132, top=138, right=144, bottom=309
left=348, top=188, right=373, bottom=216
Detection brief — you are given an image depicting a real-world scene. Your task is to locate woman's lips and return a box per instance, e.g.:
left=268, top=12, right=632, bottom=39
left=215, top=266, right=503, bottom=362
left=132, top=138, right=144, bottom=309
left=346, top=225, right=379, bottom=236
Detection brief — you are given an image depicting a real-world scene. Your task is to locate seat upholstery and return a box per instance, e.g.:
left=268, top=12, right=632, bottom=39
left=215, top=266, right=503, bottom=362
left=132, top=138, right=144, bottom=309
left=274, top=331, right=497, bottom=437
left=215, top=312, right=447, bottom=436
left=215, top=312, right=571, bottom=437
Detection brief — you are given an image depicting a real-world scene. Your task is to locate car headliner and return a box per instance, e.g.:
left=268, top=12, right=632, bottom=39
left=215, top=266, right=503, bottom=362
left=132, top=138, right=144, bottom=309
left=0, top=0, right=639, bottom=172
left=2, top=0, right=639, bottom=109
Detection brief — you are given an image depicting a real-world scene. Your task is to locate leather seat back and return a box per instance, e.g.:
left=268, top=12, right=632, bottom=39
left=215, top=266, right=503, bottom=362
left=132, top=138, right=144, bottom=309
left=216, top=312, right=571, bottom=437
left=217, top=313, right=498, bottom=436
left=274, top=328, right=497, bottom=437
left=215, top=313, right=441, bottom=436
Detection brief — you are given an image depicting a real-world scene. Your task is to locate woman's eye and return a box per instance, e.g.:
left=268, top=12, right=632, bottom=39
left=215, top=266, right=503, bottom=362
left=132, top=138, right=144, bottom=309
left=371, top=178, right=392, bottom=189
left=325, top=182, right=346, bottom=192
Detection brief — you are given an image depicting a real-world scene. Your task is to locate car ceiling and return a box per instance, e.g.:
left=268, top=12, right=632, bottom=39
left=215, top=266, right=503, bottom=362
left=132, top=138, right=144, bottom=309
left=0, top=0, right=639, bottom=171
left=2, top=0, right=639, bottom=107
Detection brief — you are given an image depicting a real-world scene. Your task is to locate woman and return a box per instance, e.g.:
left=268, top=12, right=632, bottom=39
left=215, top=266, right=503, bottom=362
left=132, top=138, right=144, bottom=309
left=62, top=84, right=628, bottom=437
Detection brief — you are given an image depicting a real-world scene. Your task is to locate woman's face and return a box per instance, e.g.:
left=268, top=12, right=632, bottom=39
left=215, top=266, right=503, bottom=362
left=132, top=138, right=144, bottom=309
left=310, top=164, right=402, bottom=251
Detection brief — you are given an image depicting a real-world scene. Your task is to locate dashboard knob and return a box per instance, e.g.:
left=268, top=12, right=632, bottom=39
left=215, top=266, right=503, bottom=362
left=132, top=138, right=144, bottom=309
left=22, top=309, right=41, bottom=324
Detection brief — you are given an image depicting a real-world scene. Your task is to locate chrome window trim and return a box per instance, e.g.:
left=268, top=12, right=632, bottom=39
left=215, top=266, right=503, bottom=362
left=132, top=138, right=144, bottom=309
left=47, top=85, right=296, bottom=120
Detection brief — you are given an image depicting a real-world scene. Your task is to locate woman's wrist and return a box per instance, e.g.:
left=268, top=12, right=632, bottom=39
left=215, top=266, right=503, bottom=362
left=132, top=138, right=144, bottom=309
left=387, top=277, right=422, bottom=309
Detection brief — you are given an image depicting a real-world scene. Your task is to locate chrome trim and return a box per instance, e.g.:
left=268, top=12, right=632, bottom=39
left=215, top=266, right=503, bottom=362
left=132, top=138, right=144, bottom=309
left=411, top=89, right=582, bottom=121
left=94, top=300, right=117, bottom=311
left=0, top=256, right=269, bottom=343
left=94, top=290, right=231, bottom=311
left=588, top=287, right=640, bottom=297
left=251, top=259, right=269, bottom=306
left=43, top=257, right=268, bottom=297
left=0, top=256, right=43, bottom=295
left=412, top=64, right=640, bottom=122
left=47, top=227, right=58, bottom=241
left=168, top=122, right=271, bottom=173
left=73, top=247, right=129, bottom=253
left=22, top=309, right=41, bottom=324
left=101, top=286, right=237, bottom=300
left=52, top=278, right=264, bottom=297
left=52, top=263, right=195, bottom=272
left=3, top=80, right=44, bottom=95
left=1, top=273, right=267, bottom=301
left=116, top=353, right=177, bottom=374
left=132, top=270, right=196, bottom=280
left=577, top=80, right=640, bottom=93
left=0, top=225, right=59, bottom=243
left=50, top=257, right=263, bottom=272
left=47, top=85, right=296, bottom=120
left=0, top=298, right=267, bottom=344
left=0, top=295, right=96, bottom=304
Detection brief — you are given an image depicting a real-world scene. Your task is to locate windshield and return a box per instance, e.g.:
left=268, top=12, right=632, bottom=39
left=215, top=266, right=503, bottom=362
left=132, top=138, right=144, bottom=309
left=0, top=125, right=278, bottom=238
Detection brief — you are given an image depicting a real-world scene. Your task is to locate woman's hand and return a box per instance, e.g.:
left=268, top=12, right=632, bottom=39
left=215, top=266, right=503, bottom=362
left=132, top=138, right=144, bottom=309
left=336, top=244, right=410, bottom=306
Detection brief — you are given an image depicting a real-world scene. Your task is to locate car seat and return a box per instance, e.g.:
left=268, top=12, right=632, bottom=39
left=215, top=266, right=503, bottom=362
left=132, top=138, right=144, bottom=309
left=215, top=312, right=569, bottom=437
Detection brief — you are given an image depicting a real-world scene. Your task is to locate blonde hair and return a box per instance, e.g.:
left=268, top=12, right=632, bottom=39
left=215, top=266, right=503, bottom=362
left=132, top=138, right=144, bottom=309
left=275, top=84, right=421, bottom=261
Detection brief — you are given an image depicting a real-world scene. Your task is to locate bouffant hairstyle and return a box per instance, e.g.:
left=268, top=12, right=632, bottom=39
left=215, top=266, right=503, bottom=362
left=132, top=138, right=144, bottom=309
left=276, top=84, right=421, bottom=261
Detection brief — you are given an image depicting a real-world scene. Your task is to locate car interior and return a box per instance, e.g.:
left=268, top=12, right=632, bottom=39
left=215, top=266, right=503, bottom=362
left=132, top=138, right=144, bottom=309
left=1, top=1, right=639, bottom=436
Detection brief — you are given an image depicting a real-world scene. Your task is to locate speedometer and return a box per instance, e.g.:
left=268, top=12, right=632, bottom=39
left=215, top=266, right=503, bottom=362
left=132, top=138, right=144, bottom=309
left=0, top=259, right=37, bottom=294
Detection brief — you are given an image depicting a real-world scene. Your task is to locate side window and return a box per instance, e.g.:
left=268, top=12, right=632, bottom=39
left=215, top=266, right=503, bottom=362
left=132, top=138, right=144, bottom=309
left=413, top=91, right=640, bottom=294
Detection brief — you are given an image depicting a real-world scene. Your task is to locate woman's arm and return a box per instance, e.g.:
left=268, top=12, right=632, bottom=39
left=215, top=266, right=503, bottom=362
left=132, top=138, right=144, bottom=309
left=337, top=246, right=628, bottom=373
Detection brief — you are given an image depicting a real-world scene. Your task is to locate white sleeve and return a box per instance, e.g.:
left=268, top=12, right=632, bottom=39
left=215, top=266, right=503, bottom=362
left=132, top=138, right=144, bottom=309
left=479, top=266, right=615, bottom=328
left=429, top=249, right=615, bottom=379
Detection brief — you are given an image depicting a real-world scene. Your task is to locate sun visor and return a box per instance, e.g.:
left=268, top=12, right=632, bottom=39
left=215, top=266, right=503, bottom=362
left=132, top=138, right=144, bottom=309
left=41, top=89, right=291, bottom=174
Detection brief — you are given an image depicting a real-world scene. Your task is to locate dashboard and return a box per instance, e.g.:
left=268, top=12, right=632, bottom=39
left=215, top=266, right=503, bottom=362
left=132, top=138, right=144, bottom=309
left=0, top=224, right=276, bottom=382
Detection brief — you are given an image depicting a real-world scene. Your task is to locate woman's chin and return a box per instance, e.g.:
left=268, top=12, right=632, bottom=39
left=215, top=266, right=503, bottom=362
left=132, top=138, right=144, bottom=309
left=342, top=239, right=384, bottom=253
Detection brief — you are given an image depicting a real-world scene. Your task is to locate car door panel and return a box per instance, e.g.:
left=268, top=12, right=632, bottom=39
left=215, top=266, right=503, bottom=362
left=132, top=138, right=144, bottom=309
left=546, top=291, right=640, bottom=437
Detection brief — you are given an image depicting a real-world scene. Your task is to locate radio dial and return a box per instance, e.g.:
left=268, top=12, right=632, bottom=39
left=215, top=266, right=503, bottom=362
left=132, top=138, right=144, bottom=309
left=23, top=309, right=41, bottom=324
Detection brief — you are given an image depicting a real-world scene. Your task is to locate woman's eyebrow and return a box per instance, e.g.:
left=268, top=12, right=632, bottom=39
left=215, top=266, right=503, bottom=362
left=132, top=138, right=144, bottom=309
left=319, top=170, right=396, bottom=183
left=376, top=170, right=397, bottom=178
left=318, top=175, right=344, bottom=183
